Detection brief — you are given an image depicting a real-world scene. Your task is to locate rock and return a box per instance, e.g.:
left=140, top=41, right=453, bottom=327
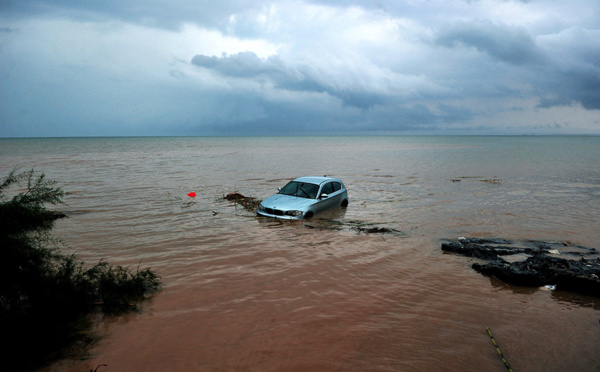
left=441, top=240, right=531, bottom=261
left=443, top=237, right=600, bottom=297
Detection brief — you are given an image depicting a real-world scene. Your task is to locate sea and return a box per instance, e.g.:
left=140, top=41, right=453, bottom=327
left=1, top=136, right=599, bottom=371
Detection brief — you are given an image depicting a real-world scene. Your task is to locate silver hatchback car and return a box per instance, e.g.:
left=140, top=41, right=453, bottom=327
left=257, top=176, right=349, bottom=219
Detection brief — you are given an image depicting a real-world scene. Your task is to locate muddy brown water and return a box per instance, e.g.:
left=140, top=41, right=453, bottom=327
left=1, top=136, right=599, bottom=371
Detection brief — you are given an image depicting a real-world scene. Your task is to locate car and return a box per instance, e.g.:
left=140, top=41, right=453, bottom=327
left=256, top=176, right=349, bottom=219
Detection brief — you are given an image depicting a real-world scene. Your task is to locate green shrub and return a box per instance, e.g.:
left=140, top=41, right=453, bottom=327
left=0, top=168, right=162, bottom=370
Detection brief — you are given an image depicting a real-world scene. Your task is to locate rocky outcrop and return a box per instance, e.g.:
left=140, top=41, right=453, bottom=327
left=442, top=238, right=600, bottom=297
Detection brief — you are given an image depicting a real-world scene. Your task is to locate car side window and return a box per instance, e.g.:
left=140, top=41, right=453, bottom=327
left=320, top=182, right=334, bottom=196
left=332, top=182, right=341, bottom=192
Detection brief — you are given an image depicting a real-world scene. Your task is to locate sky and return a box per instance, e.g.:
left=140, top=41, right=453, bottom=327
left=1, top=0, right=599, bottom=137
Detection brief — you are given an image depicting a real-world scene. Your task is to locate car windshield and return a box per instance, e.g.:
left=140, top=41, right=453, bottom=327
left=279, top=181, right=320, bottom=199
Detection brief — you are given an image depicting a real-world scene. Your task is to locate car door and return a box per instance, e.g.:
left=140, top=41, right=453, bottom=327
left=315, top=182, right=338, bottom=212
left=329, top=182, right=344, bottom=206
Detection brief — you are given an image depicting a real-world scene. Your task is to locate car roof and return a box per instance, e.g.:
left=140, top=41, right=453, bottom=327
left=292, top=176, right=343, bottom=185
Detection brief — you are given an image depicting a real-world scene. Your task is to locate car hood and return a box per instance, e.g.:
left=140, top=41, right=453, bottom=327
left=260, top=194, right=316, bottom=210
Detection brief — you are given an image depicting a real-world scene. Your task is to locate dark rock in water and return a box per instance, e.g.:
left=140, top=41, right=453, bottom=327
left=441, top=241, right=532, bottom=261
left=442, top=237, right=600, bottom=297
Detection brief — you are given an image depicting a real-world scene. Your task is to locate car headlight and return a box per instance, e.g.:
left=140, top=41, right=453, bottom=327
left=284, top=210, right=303, bottom=217
left=257, top=204, right=265, bottom=212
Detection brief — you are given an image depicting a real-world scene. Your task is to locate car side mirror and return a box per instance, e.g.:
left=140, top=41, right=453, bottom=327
left=320, top=193, right=329, bottom=199
left=278, top=187, right=282, bottom=192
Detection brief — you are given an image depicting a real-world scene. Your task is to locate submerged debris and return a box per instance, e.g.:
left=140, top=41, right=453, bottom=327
left=442, top=237, right=600, bottom=297
left=223, top=192, right=262, bottom=212
left=449, top=176, right=501, bottom=184
left=351, top=225, right=406, bottom=236
left=305, top=219, right=408, bottom=237
left=352, top=226, right=391, bottom=234
left=480, top=177, right=501, bottom=184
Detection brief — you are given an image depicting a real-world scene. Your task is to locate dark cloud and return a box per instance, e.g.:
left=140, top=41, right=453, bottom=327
left=436, top=21, right=543, bottom=65
left=184, top=101, right=454, bottom=136
left=192, top=52, right=287, bottom=78
left=538, top=70, right=600, bottom=110
left=192, top=52, right=387, bottom=109
left=535, top=28, right=600, bottom=110
left=436, top=20, right=600, bottom=111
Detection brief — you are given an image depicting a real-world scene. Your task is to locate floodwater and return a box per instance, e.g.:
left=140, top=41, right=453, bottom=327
left=1, top=136, right=599, bottom=371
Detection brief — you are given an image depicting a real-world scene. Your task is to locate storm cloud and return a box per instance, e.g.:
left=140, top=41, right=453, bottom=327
left=191, top=52, right=392, bottom=109
left=1, top=0, right=599, bottom=136
left=436, top=21, right=544, bottom=65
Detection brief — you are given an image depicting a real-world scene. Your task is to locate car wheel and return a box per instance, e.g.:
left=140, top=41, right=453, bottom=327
left=304, top=212, right=314, bottom=219
left=341, top=199, right=349, bottom=207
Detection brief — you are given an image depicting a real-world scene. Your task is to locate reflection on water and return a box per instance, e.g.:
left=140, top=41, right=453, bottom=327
left=487, top=274, right=600, bottom=311
left=1, top=136, right=599, bottom=371
left=550, top=291, right=600, bottom=311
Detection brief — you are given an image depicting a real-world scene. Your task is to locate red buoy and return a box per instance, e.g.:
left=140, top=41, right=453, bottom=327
left=187, top=192, right=196, bottom=197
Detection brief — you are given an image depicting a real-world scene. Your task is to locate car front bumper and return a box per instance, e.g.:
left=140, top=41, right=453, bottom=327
left=256, top=209, right=305, bottom=220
